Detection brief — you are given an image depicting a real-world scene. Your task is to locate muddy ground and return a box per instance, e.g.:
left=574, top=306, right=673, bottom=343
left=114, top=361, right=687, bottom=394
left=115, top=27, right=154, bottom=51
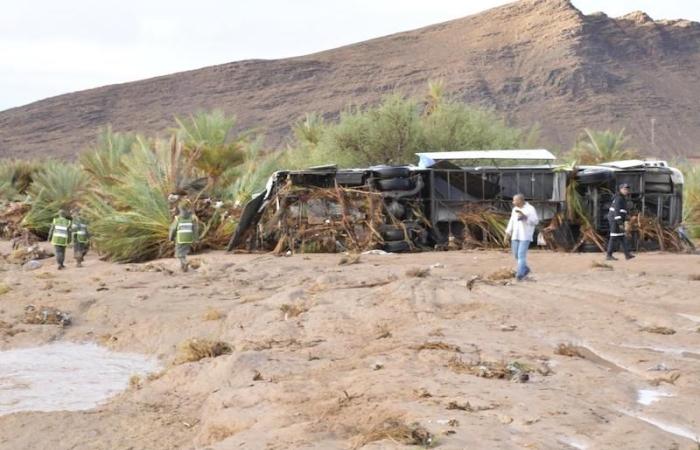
left=0, top=242, right=699, bottom=449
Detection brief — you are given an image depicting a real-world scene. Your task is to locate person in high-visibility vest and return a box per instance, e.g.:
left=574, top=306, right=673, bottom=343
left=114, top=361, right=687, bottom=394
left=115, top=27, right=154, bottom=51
left=47, top=209, right=72, bottom=270
left=169, top=205, right=198, bottom=272
left=70, top=209, right=90, bottom=267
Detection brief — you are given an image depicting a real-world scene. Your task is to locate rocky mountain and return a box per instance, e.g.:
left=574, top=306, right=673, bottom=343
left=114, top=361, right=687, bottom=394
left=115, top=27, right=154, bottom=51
left=2, top=0, right=700, bottom=160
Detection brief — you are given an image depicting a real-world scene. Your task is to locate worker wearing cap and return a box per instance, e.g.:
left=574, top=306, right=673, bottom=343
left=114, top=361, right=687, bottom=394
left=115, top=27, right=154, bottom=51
left=606, top=183, right=635, bottom=261
left=169, top=203, right=198, bottom=272
left=47, top=209, right=72, bottom=270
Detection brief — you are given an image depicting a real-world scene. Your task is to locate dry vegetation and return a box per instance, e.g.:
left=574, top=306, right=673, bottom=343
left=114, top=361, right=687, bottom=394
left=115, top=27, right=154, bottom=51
left=174, top=338, right=232, bottom=364
left=351, top=415, right=433, bottom=449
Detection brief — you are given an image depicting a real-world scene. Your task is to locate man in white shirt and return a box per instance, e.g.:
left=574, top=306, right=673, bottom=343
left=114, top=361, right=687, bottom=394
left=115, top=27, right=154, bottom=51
left=505, top=194, right=540, bottom=281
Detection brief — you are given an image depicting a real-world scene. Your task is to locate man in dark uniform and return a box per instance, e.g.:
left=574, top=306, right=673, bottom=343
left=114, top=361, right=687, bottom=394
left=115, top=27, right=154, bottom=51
left=606, top=183, right=635, bottom=261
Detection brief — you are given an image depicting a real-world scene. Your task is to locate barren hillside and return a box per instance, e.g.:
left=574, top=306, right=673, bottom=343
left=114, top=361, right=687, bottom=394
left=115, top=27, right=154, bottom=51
left=2, top=0, right=700, bottom=160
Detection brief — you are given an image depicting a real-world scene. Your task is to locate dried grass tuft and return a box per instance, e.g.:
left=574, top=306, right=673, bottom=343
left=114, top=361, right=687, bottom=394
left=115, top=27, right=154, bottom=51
left=554, top=343, right=584, bottom=358
left=352, top=415, right=433, bottom=449
left=641, top=326, right=676, bottom=335
left=280, top=302, right=308, bottom=319
left=412, top=341, right=462, bottom=353
left=487, top=268, right=515, bottom=281
left=174, top=338, right=231, bottom=364
left=203, top=308, right=224, bottom=321
left=129, top=375, right=142, bottom=389
left=204, top=424, right=238, bottom=444
left=376, top=324, right=392, bottom=340
left=0, top=283, right=10, bottom=296
left=591, top=261, right=613, bottom=270
left=405, top=267, right=430, bottom=278
left=338, top=253, right=361, bottom=266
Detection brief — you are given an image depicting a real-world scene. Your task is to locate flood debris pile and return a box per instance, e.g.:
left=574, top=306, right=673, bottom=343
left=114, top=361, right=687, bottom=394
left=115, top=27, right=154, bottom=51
left=22, top=305, right=72, bottom=327
left=258, top=182, right=385, bottom=254
left=456, top=205, right=509, bottom=249
left=231, top=154, right=694, bottom=255
left=0, top=202, right=31, bottom=240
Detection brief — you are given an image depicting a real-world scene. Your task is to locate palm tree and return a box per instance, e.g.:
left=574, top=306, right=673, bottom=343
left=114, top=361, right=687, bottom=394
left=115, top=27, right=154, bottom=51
left=424, top=79, right=446, bottom=116
left=292, top=113, right=325, bottom=147
left=175, top=110, right=248, bottom=189
left=79, top=127, right=137, bottom=185
left=572, top=128, right=639, bottom=164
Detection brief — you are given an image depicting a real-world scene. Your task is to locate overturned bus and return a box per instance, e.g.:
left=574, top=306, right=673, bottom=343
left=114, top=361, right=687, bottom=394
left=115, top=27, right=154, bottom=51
left=228, top=150, right=690, bottom=254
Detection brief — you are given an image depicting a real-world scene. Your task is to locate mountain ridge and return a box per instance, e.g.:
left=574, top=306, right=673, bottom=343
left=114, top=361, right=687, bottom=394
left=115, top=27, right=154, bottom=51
left=2, top=0, right=700, bottom=160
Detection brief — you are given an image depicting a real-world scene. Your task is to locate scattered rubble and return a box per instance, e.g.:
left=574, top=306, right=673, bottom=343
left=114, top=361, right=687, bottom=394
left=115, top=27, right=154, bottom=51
left=22, top=305, right=71, bottom=327
left=447, top=357, right=532, bottom=382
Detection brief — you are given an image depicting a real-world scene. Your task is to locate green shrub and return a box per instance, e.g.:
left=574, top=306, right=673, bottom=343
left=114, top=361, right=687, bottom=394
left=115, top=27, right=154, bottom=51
left=285, top=86, right=537, bottom=168
left=22, top=162, right=90, bottom=235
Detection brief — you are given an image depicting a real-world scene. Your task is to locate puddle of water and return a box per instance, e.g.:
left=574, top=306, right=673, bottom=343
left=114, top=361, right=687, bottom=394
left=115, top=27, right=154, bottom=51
left=619, top=409, right=700, bottom=442
left=0, top=342, right=159, bottom=415
left=637, top=389, right=673, bottom=406
left=557, top=436, right=589, bottom=449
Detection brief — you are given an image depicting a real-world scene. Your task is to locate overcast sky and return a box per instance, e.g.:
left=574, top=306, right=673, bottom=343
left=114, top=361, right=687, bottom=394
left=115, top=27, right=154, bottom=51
left=1, top=0, right=699, bottom=111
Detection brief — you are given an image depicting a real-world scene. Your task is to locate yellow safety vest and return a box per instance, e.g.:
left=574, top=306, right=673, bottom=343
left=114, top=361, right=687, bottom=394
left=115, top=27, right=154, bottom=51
left=51, top=217, right=71, bottom=247
left=176, top=219, right=194, bottom=245
left=72, top=222, right=89, bottom=244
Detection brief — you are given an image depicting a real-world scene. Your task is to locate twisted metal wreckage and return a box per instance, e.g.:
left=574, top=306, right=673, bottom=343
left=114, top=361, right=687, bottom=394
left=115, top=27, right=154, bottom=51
left=228, top=150, right=693, bottom=254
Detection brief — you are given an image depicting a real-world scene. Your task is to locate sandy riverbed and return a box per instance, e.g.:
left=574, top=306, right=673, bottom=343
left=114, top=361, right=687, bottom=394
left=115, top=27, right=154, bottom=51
left=0, top=242, right=699, bottom=449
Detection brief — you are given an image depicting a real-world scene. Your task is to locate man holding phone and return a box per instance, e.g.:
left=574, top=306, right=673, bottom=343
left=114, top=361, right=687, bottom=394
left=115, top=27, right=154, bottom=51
left=505, top=193, right=540, bottom=281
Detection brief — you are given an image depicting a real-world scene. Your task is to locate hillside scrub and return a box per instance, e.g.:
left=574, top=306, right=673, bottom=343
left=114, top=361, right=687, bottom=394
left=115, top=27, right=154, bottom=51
left=285, top=88, right=537, bottom=168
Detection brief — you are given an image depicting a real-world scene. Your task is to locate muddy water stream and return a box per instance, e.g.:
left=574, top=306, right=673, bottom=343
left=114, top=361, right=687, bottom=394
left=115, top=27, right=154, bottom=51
left=0, top=342, right=159, bottom=415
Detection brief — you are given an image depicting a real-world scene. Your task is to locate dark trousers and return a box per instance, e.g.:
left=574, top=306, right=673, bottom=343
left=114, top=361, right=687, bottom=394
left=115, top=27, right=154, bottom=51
left=74, top=243, right=88, bottom=263
left=54, top=246, right=66, bottom=267
left=606, top=218, right=631, bottom=257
